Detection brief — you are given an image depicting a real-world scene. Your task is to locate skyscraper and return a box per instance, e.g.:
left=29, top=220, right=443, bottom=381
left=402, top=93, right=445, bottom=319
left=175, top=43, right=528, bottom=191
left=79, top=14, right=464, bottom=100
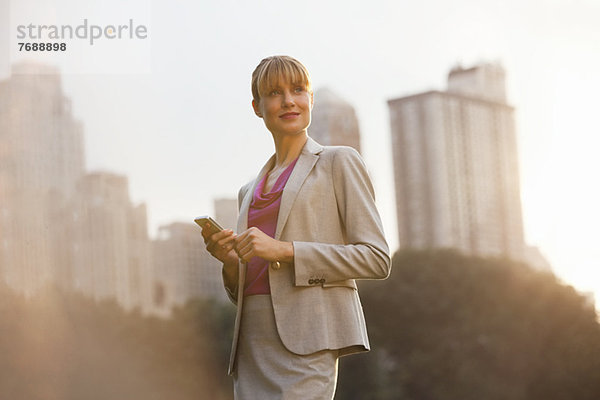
left=309, top=88, right=362, bottom=152
left=0, top=62, right=155, bottom=313
left=70, top=172, right=152, bottom=311
left=388, top=63, right=525, bottom=261
left=0, top=62, right=84, bottom=294
left=214, top=197, right=238, bottom=232
left=153, top=222, right=226, bottom=311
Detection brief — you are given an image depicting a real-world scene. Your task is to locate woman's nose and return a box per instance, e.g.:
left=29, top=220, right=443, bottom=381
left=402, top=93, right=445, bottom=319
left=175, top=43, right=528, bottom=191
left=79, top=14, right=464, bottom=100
left=282, top=90, right=294, bottom=106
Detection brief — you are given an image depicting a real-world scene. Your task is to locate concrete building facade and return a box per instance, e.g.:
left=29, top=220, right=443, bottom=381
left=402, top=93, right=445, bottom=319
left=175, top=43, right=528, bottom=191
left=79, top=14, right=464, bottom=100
left=0, top=62, right=84, bottom=295
left=153, top=222, right=226, bottom=312
left=70, top=172, right=152, bottom=311
left=0, top=62, right=155, bottom=312
left=388, top=63, right=525, bottom=261
left=309, top=88, right=362, bottom=153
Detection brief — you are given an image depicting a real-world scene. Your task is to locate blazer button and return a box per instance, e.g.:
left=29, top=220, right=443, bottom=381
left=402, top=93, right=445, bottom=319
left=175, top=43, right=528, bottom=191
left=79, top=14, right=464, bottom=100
left=271, top=261, right=281, bottom=270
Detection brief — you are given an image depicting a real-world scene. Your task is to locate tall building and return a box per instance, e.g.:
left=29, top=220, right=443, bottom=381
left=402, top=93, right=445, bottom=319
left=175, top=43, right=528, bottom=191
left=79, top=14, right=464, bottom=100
left=70, top=172, right=152, bottom=311
left=214, top=197, right=238, bottom=232
left=152, top=197, right=238, bottom=313
left=0, top=62, right=85, bottom=196
left=153, top=222, right=226, bottom=312
left=0, top=62, right=155, bottom=313
left=1, top=61, right=233, bottom=315
left=309, top=88, right=361, bottom=152
left=388, top=63, right=525, bottom=261
left=0, top=62, right=84, bottom=294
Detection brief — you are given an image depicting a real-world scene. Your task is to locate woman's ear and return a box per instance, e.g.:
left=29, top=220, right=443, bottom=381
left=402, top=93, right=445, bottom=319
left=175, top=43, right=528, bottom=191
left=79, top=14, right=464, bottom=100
left=310, top=91, right=314, bottom=109
left=252, top=99, right=263, bottom=118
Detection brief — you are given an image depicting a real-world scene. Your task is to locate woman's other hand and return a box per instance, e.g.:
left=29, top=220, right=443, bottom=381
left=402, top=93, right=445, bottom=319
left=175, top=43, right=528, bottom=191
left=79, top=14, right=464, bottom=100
left=234, top=227, right=294, bottom=263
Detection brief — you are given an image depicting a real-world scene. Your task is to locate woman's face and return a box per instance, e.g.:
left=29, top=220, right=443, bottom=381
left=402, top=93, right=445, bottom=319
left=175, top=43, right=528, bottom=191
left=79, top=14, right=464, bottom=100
left=252, top=78, right=313, bottom=139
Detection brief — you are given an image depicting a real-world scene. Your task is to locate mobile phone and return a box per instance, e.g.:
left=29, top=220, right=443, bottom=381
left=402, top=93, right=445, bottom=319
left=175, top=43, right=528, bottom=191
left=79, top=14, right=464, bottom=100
left=194, top=215, right=225, bottom=236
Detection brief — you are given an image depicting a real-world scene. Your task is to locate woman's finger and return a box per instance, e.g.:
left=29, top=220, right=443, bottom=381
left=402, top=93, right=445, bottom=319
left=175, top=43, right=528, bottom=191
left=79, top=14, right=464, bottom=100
left=236, top=241, right=253, bottom=262
left=235, top=241, right=249, bottom=257
left=233, top=233, right=250, bottom=251
left=206, top=229, right=234, bottom=248
left=220, top=240, right=234, bottom=250
left=217, top=233, right=237, bottom=248
left=203, top=226, right=232, bottom=240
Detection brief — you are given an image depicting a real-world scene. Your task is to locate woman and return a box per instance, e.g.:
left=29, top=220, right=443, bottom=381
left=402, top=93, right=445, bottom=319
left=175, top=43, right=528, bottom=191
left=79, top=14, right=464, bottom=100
left=202, top=55, right=391, bottom=399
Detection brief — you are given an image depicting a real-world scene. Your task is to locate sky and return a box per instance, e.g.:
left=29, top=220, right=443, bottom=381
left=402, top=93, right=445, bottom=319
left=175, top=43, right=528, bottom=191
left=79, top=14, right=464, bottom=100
left=2, top=0, right=600, bottom=307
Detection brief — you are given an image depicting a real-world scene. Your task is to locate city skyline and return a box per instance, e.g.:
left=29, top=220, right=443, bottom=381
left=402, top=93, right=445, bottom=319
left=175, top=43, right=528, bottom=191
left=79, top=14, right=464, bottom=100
left=0, top=58, right=575, bottom=304
left=1, top=0, right=598, bottom=308
left=0, top=62, right=233, bottom=314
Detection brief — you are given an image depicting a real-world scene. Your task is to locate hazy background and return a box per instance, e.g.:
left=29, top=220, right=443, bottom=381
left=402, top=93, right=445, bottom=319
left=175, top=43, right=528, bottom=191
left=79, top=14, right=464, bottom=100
left=2, top=0, right=599, bottom=305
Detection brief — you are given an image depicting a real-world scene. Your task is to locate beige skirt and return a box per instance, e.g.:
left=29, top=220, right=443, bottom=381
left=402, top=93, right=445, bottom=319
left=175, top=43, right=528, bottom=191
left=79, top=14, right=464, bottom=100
left=234, top=294, right=339, bottom=400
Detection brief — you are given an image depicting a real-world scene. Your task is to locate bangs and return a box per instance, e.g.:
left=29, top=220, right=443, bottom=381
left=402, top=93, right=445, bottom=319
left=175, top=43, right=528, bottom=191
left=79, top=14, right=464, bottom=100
left=252, top=56, right=312, bottom=101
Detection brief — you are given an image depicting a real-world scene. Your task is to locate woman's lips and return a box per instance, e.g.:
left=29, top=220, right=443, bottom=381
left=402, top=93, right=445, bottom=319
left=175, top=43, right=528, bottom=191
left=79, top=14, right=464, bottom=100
left=279, top=112, right=300, bottom=119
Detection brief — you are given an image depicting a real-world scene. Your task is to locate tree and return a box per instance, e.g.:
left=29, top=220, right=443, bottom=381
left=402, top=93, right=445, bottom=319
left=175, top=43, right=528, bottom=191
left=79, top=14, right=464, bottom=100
left=0, top=283, right=235, bottom=400
left=337, top=249, right=600, bottom=400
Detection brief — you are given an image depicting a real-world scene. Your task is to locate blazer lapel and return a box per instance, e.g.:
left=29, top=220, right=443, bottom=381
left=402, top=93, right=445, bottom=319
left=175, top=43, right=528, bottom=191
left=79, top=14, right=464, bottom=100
left=237, top=137, right=323, bottom=240
left=274, top=137, right=323, bottom=240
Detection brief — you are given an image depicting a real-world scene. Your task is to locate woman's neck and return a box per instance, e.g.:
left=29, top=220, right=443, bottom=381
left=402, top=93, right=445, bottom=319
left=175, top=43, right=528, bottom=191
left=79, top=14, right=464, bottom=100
left=272, top=132, right=307, bottom=168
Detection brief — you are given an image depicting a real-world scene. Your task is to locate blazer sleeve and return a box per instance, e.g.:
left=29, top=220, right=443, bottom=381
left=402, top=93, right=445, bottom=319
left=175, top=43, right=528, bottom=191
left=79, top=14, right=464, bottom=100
left=221, top=183, right=250, bottom=304
left=292, top=147, right=391, bottom=286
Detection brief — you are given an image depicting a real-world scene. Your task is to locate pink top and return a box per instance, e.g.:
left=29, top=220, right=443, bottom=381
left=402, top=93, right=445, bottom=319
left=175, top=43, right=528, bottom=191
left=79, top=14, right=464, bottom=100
left=243, top=157, right=299, bottom=297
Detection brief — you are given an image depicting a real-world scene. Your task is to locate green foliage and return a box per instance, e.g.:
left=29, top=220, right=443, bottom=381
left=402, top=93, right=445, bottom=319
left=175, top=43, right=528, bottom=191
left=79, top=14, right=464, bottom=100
left=0, top=283, right=235, bottom=400
left=337, top=249, right=600, bottom=400
left=3, top=249, right=599, bottom=399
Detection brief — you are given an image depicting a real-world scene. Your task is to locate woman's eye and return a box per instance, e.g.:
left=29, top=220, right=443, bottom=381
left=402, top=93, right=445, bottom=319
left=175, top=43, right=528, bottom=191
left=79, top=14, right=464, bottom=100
left=269, top=89, right=280, bottom=96
left=295, top=87, right=304, bottom=92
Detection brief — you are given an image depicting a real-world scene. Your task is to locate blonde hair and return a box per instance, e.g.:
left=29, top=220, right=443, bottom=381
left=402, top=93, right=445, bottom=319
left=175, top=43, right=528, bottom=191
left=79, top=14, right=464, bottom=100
left=251, top=55, right=312, bottom=102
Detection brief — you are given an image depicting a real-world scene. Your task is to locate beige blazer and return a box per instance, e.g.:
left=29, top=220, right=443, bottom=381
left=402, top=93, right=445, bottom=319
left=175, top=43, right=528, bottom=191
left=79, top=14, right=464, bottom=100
left=224, top=136, right=391, bottom=375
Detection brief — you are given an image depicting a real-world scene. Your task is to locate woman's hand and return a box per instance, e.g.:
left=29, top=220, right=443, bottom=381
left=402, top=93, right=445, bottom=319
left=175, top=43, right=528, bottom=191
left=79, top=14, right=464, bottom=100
left=202, top=225, right=240, bottom=293
left=201, top=224, right=238, bottom=266
left=234, top=227, right=294, bottom=263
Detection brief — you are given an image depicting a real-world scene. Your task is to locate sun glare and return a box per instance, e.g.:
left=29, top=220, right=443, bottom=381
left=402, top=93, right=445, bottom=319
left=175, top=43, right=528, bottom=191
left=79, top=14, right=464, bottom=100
left=536, top=64, right=600, bottom=311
